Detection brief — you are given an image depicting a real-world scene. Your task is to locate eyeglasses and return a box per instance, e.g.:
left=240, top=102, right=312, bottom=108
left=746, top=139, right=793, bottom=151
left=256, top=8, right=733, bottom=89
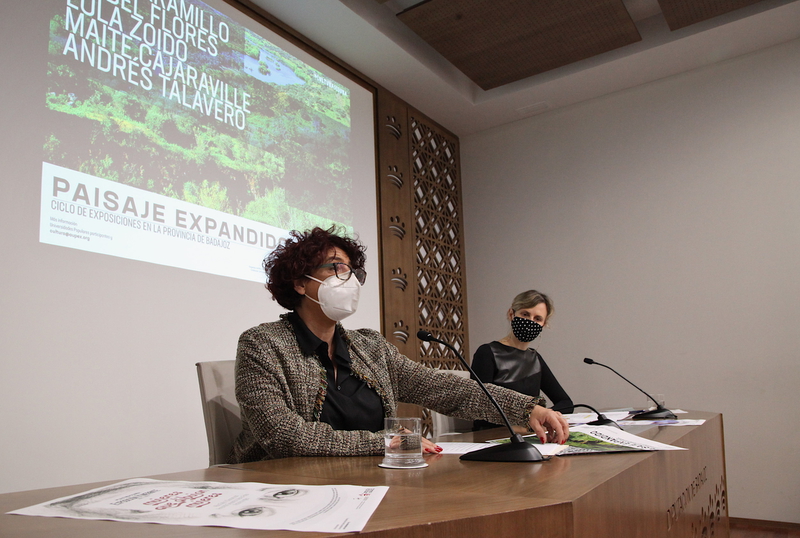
left=315, top=262, right=367, bottom=285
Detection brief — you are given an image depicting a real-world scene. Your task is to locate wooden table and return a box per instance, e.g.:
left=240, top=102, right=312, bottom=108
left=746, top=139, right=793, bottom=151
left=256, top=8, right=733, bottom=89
left=0, top=411, right=728, bottom=538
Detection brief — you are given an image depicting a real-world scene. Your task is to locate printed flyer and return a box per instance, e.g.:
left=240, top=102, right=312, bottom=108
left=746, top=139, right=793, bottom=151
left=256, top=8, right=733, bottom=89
left=9, top=478, right=388, bottom=533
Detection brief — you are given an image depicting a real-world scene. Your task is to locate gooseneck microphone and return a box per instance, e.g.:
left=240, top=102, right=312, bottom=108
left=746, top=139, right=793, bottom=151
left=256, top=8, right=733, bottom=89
left=417, top=330, right=546, bottom=462
left=552, top=402, right=622, bottom=429
left=583, top=358, right=677, bottom=420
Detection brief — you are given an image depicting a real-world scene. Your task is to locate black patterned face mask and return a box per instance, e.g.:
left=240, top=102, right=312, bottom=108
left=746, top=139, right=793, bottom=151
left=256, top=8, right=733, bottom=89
left=511, top=316, right=543, bottom=342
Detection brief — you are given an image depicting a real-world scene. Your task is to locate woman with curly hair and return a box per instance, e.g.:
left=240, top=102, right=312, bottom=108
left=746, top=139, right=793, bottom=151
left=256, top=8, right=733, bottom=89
left=229, top=227, right=568, bottom=463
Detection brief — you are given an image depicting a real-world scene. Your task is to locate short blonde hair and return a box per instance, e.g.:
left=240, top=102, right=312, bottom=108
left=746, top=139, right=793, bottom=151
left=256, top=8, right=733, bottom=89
left=510, top=290, right=554, bottom=324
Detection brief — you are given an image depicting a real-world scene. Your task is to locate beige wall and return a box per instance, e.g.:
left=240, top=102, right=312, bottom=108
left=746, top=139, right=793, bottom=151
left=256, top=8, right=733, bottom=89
left=462, top=38, right=800, bottom=523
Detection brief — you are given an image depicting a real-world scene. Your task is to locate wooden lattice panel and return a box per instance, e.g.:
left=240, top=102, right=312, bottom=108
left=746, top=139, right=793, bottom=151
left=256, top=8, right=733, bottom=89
left=376, top=90, right=468, bottom=437
left=410, top=116, right=469, bottom=371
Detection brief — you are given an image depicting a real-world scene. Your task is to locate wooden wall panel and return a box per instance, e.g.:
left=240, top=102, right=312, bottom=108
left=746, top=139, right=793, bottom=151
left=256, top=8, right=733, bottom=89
left=376, top=89, right=469, bottom=433
left=376, top=89, right=418, bottom=362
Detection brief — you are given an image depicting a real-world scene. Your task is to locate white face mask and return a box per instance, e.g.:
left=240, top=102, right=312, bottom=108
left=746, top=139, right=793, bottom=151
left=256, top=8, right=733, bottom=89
left=304, top=273, right=361, bottom=321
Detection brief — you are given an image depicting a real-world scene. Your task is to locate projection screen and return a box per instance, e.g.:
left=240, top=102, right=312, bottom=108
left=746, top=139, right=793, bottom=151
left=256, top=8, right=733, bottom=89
left=39, top=0, right=377, bottom=282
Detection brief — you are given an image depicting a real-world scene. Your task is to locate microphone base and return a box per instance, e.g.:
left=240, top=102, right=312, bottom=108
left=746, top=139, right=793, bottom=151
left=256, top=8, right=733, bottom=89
left=460, top=439, right=545, bottom=462
left=587, top=416, right=622, bottom=429
left=631, top=407, right=677, bottom=420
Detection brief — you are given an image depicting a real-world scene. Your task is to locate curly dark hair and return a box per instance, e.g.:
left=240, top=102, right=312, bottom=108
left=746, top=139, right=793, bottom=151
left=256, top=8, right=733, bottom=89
left=264, top=226, right=367, bottom=310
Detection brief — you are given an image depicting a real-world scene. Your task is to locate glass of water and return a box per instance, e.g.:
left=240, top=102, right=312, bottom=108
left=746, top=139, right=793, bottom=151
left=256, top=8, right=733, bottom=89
left=644, top=394, right=666, bottom=411
left=379, top=417, right=427, bottom=469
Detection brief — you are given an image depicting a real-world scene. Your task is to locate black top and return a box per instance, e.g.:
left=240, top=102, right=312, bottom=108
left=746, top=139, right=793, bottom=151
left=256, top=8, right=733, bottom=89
left=288, top=312, right=384, bottom=432
left=471, top=341, right=573, bottom=429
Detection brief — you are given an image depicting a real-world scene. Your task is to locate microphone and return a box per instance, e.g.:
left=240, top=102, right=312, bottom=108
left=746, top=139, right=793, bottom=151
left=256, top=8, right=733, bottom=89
left=417, top=330, right=546, bottom=462
left=583, top=358, right=676, bottom=420
left=551, top=402, right=621, bottom=429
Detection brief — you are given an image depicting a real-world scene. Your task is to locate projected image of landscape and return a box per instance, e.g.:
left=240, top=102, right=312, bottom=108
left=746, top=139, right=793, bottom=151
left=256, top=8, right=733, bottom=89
left=40, top=0, right=354, bottom=281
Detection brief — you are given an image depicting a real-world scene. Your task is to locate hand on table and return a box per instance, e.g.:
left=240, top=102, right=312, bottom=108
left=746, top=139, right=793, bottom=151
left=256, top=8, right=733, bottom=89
left=387, top=428, right=442, bottom=454
left=422, top=436, right=442, bottom=454
left=528, top=406, right=570, bottom=444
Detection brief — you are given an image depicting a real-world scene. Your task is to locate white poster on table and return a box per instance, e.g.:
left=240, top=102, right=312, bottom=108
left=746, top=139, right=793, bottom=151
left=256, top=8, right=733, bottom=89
left=9, top=478, right=388, bottom=533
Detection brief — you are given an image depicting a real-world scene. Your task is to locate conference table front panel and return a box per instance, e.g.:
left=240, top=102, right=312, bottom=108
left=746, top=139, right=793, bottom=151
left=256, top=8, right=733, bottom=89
left=0, top=411, right=727, bottom=538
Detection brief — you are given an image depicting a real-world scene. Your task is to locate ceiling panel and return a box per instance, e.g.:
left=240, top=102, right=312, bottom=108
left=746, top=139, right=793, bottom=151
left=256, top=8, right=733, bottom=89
left=657, top=0, right=768, bottom=30
left=250, top=0, right=800, bottom=134
left=397, top=0, right=642, bottom=90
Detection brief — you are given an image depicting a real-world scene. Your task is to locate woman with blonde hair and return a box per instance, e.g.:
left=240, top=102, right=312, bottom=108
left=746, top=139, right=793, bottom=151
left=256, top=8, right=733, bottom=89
left=471, top=290, right=573, bottom=430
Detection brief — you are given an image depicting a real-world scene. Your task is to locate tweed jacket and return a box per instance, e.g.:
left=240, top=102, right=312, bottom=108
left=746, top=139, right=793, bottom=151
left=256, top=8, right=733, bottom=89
left=230, top=314, right=544, bottom=463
